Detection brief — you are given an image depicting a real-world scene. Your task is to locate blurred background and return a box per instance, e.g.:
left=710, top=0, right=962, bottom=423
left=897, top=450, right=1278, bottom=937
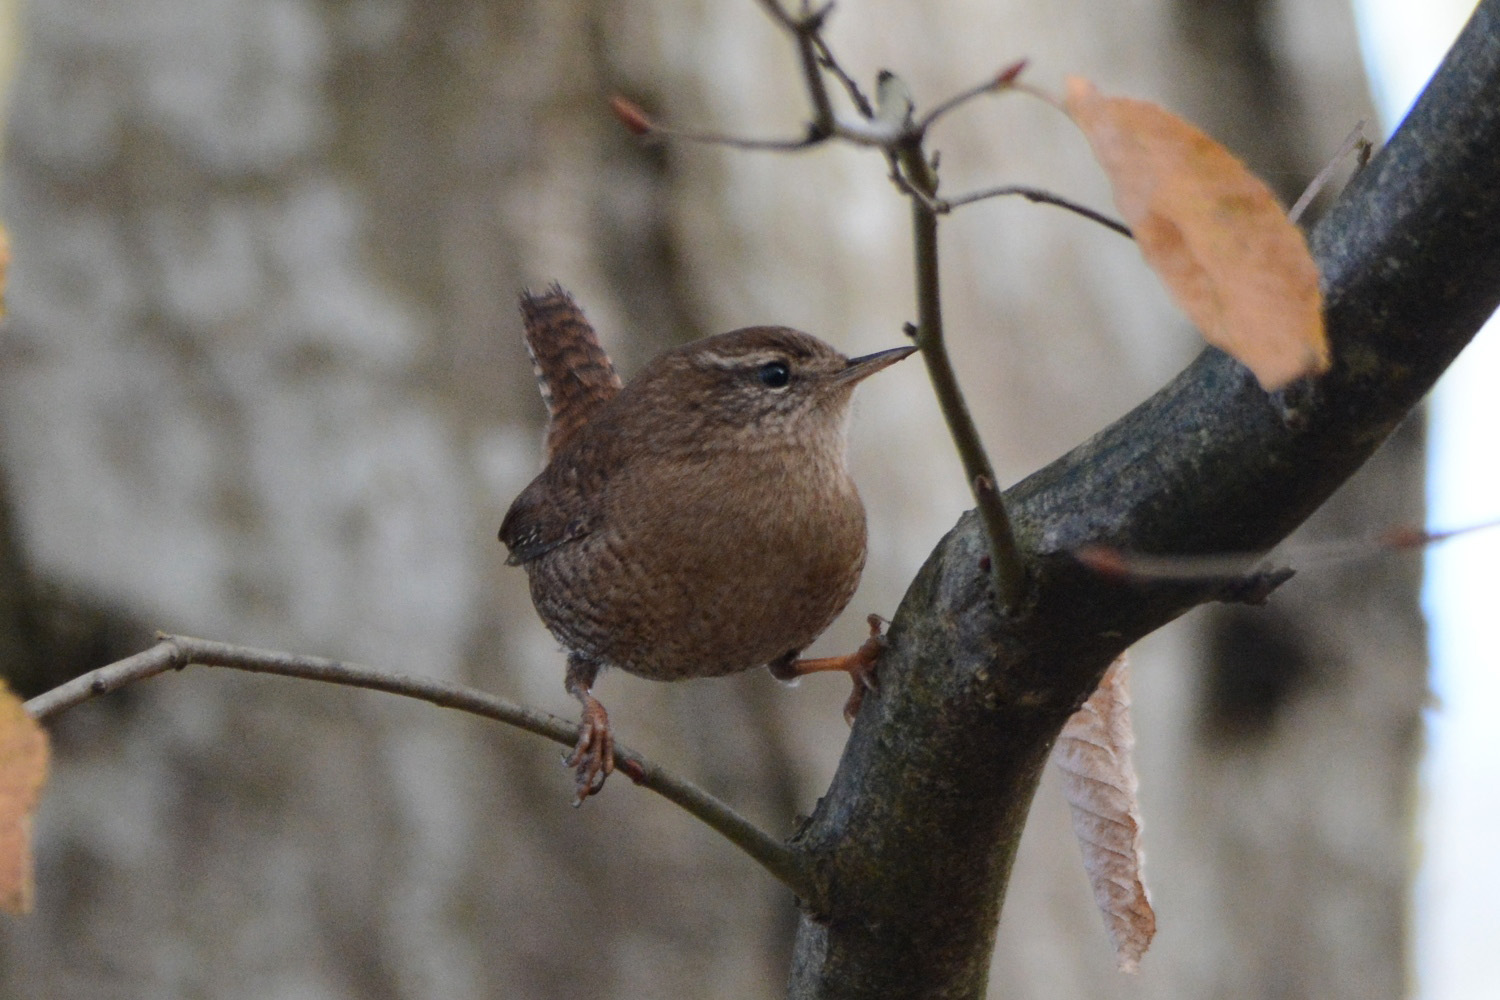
left=0, top=0, right=1484, bottom=997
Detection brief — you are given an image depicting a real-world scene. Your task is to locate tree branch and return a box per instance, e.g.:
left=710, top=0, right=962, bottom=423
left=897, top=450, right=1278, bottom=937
left=25, top=634, right=818, bottom=903
left=896, top=142, right=1027, bottom=612
left=912, top=60, right=1028, bottom=135
left=785, top=0, right=1500, bottom=994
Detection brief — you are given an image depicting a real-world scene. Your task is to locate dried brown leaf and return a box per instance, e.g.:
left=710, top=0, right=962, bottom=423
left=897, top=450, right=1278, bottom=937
left=0, top=680, right=47, bottom=914
left=1053, top=656, right=1155, bottom=971
left=1064, top=77, right=1328, bottom=391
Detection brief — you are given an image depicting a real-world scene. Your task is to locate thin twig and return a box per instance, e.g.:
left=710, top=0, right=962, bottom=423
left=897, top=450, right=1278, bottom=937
left=941, top=184, right=1133, bottom=237
left=650, top=124, right=829, bottom=153
left=897, top=147, right=1027, bottom=611
left=1288, top=120, right=1370, bottom=224
left=811, top=33, right=874, bottom=118
left=611, top=95, right=830, bottom=152
left=1011, top=80, right=1065, bottom=111
left=914, top=60, right=1028, bottom=135
left=751, top=0, right=801, bottom=30
left=782, top=2, right=839, bottom=136
left=757, top=0, right=912, bottom=148
left=628, top=106, right=892, bottom=154
left=25, top=634, right=817, bottom=903
left=1074, top=514, right=1500, bottom=583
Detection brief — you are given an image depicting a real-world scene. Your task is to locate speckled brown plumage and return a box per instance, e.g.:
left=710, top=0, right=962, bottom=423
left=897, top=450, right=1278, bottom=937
left=499, top=287, right=915, bottom=801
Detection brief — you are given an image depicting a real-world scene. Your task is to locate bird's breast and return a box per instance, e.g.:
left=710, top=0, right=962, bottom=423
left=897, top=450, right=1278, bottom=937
left=529, top=447, right=868, bottom=680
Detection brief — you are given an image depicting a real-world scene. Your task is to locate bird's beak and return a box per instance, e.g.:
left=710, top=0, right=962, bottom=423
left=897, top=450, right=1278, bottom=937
left=835, top=344, right=919, bottom=384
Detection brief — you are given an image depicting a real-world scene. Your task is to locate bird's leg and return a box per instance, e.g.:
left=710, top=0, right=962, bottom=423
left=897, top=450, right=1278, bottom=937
left=768, top=614, right=889, bottom=723
left=564, top=655, right=616, bottom=805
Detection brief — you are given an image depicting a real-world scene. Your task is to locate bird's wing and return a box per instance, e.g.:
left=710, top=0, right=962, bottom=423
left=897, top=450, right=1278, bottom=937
left=497, top=472, right=593, bottom=566
left=519, top=285, right=622, bottom=460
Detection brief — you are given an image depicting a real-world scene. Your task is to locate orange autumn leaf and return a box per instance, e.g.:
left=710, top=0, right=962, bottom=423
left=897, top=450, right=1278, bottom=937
left=0, top=680, right=47, bottom=914
left=1064, top=77, right=1328, bottom=391
left=1052, top=656, right=1155, bottom=971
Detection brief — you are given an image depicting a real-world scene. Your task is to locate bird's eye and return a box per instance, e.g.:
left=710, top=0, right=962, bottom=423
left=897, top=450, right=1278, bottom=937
left=757, top=360, right=791, bottom=389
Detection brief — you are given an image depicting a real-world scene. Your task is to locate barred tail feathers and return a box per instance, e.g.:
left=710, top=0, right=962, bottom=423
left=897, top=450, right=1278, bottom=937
left=518, top=284, right=622, bottom=458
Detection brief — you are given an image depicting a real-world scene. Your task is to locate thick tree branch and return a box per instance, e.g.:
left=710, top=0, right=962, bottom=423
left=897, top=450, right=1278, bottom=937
left=26, top=635, right=817, bottom=902
left=784, top=1, right=1500, bottom=995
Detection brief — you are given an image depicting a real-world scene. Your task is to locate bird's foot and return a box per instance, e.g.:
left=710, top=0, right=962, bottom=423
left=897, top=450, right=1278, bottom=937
left=777, top=614, right=889, bottom=724
left=566, top=693, right=615, bottom=805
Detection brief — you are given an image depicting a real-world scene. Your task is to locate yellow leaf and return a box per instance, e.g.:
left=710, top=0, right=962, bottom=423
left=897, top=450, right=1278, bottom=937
left=1053, top=656, right=1155, bottom=971
left=1065, top=77, right=1328, bottom=390
left=0, top=680, right=48, bottom=915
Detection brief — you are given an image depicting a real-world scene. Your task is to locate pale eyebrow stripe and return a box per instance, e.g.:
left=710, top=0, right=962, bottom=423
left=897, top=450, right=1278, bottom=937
left=695, top=349, right=785, bottom=370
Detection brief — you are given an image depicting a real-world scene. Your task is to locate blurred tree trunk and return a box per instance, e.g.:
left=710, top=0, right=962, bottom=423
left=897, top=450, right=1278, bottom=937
left=0, top=1, right=1418, bottom=998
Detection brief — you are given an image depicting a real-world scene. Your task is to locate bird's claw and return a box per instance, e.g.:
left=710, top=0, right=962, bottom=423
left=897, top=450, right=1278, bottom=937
left=841, top=616, right=888, bottom=724
left=567, top=695, right=615, bottom=805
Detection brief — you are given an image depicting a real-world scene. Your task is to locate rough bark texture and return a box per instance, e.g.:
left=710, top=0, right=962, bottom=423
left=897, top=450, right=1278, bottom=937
left=0, top=0, right=1453, bottom=997
left=785, top=3, right=1500, bottom=993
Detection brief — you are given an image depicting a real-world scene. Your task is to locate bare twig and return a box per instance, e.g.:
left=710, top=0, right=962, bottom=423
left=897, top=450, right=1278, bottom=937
left=897, top=143, right=1027, bottom=611
left=1011, top=80, right=1066, bottom=111
left=1074, top=545, right=1297, bottom=605
left=770, top=0, right=840, bottom=137
left=649, top=125, right=830, bottom=153
left=615, top=3, right=905, bottom=151
left=1289, top=120, right=1371, bottom=224
left=811, top=33, right=874, bottom=118
left=914, top=59, right=1029, bottom=134
left=1074, top=515, right=1500, bottom=584
left=751, top=0, right=804, bottom=31
left=25, top=634, right=817, bottom=903
left=610, top=95, right=828, bottom=152
left=941, top=184, right=1133, bottom=237
left=758, top=0, right=914, bottom=148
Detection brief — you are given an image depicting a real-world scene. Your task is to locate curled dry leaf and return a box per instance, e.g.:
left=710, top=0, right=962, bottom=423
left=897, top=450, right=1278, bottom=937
left=0, top=680, right=48, bottom=914
left=1052, top=655, right=1155, bottom=971
left=1064, top=77, right=1328, bottom=391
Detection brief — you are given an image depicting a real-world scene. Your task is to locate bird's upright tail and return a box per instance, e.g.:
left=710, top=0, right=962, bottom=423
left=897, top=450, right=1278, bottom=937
left=518, top=284, right=623, bottom=459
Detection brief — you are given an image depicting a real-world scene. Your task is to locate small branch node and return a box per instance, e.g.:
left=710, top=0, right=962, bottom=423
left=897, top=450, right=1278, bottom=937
left=887, top=160, right=945, bottom=213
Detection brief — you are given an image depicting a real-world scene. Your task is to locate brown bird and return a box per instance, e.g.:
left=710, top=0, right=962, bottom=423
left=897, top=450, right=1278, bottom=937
left=499, top=286, right=915, bottom=802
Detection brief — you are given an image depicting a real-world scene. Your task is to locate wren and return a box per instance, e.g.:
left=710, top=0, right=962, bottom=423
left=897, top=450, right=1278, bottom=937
left=499, top=286, right=916, bottom=802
